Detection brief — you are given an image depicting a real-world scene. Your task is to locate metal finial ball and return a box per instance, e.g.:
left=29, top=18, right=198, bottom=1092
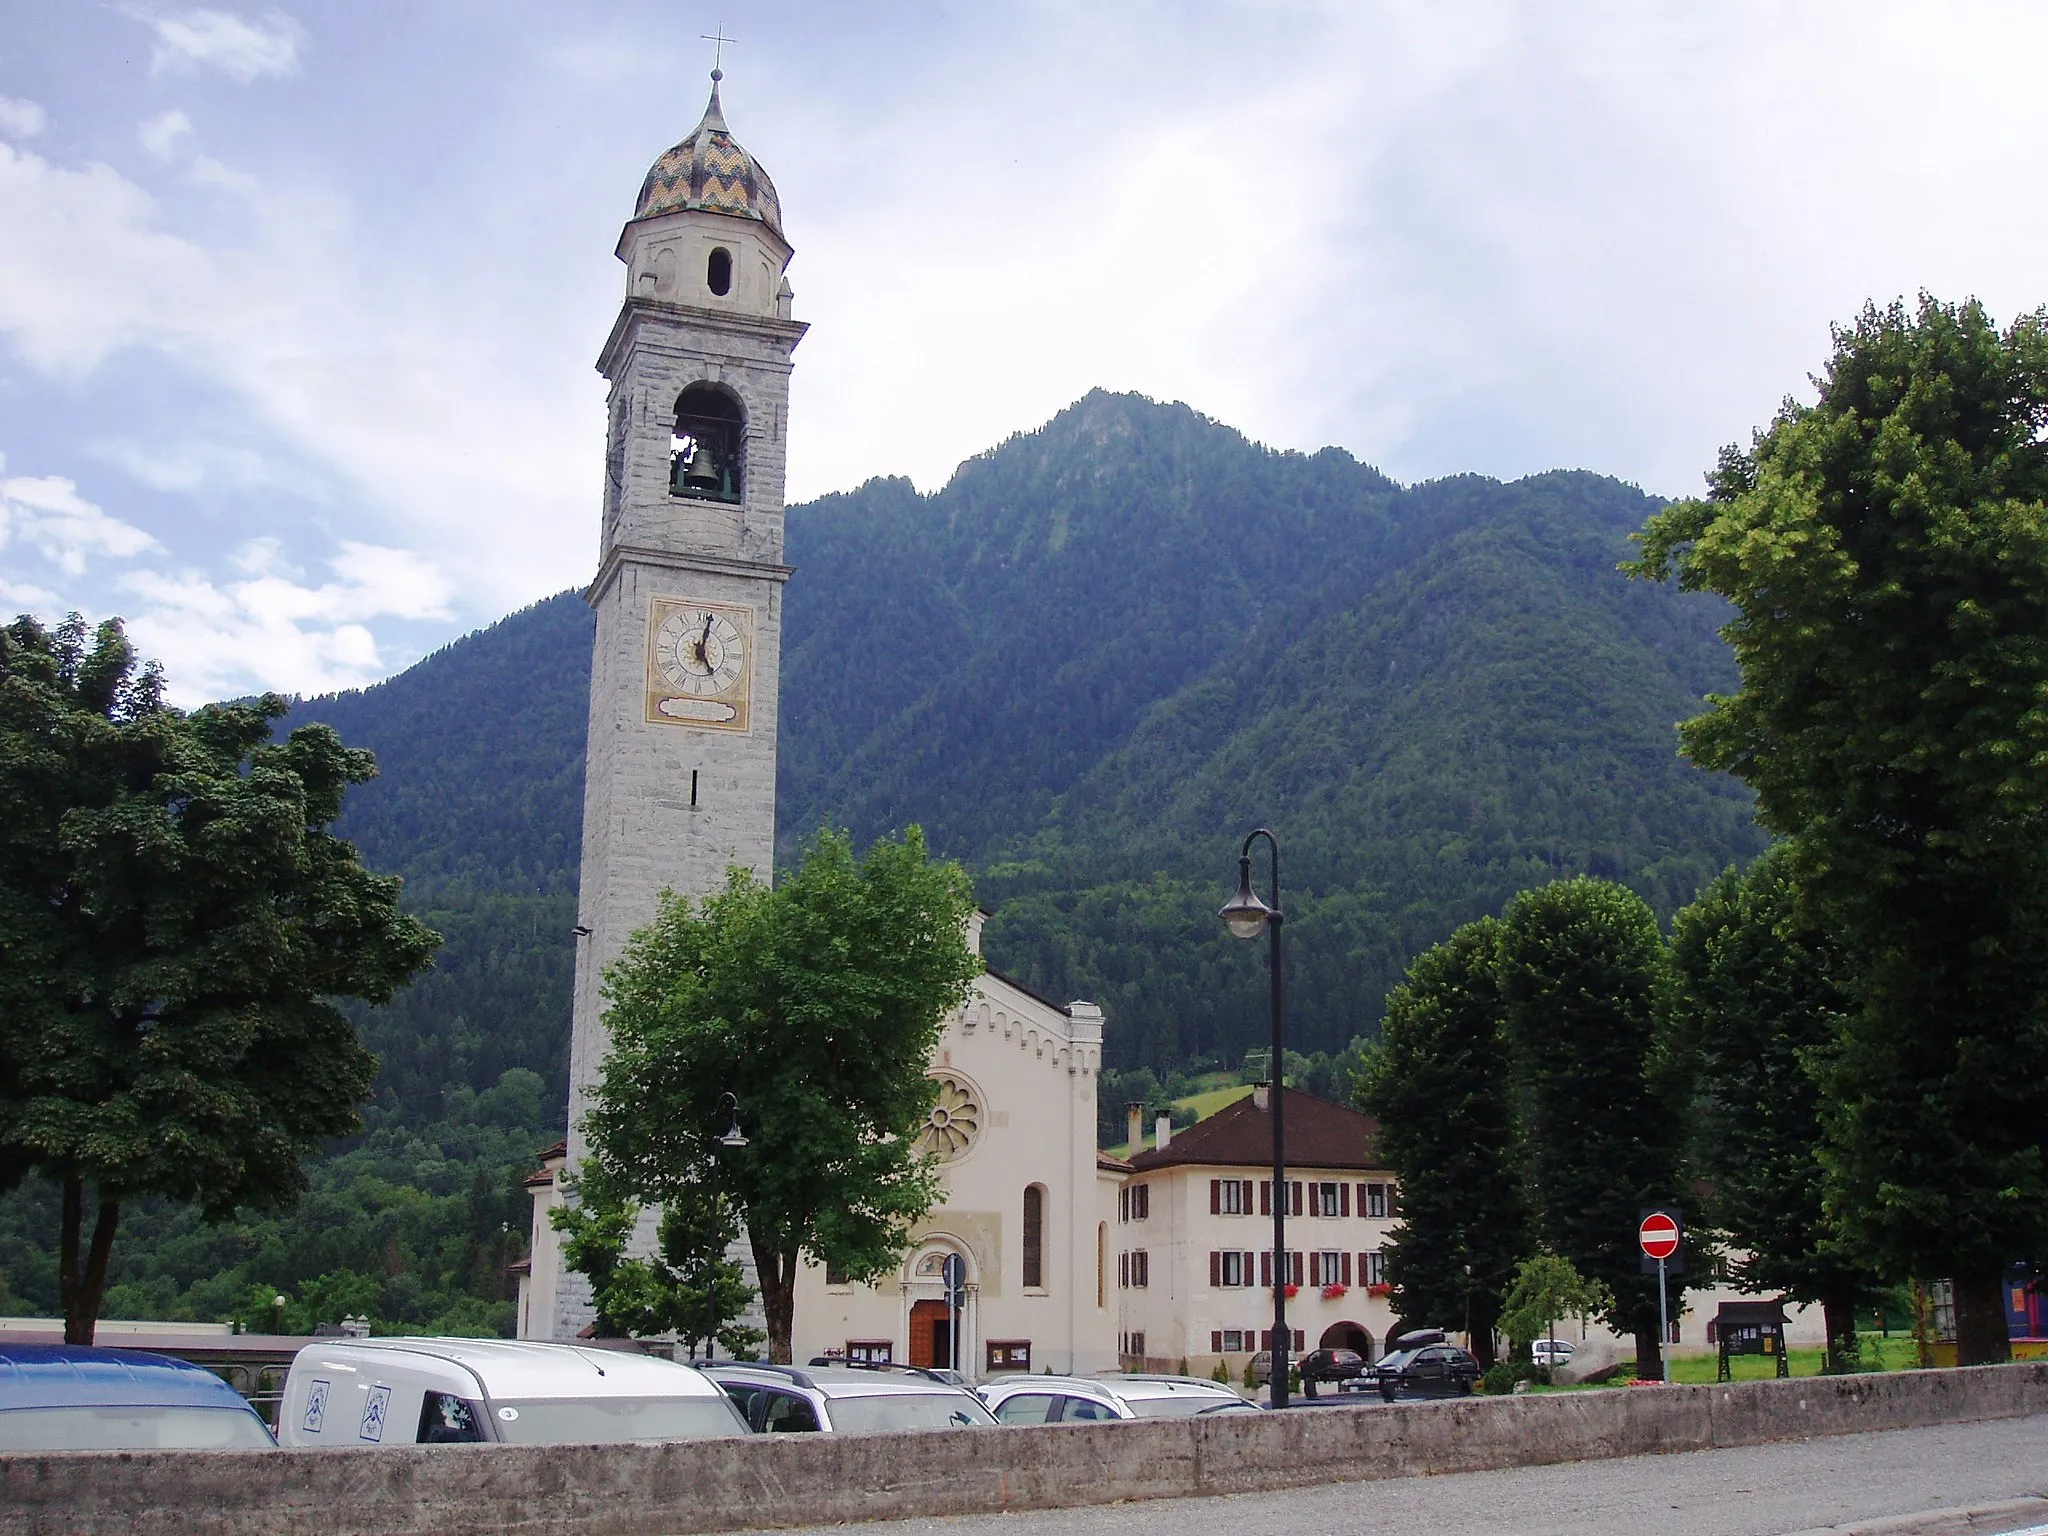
left=711, top=67, right=723, bottom=81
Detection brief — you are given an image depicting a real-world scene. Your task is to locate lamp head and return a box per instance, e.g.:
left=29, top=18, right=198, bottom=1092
left=1219, top=855, right=1272, bottom=939
left=717, top=1093, right=748, bottom=1149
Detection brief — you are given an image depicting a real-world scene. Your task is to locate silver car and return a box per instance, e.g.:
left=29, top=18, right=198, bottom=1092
left=700, top=1363, right=998, bottom=1434
left=978, top=1374, right=1134, bottom=1425
left=1093, top=1374, right=1252, bottom=1419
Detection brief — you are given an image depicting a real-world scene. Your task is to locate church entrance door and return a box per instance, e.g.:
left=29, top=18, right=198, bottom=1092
left=909, top=1299, right=953, bottom=1370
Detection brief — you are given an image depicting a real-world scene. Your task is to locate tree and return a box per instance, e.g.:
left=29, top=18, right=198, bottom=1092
left=1499, top=877, right=1682, bottom=1378
left=551, top=1166, right=761, bottom=1358
left=1630, top=297, right=2048, bottom=1363
left=1497, top=1254, right=1612, bottom=1357
left=1359, top=917, right=1526, bottom=1368
left=1667, top=849, right=1878, bottom=1370
left=582, top=825, right=982, bottom=1362
left=0, top=615, right=439, bottom=1342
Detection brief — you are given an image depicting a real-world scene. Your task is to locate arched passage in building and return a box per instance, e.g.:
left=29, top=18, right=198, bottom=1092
left=1321, top=1320, right=1373, bottom=1359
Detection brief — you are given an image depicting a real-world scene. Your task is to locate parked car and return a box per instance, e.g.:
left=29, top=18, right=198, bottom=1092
left=1092, top=1375, right=1248, bottom=1419
left=276, top=1338, right=748, bottom=1447
left=1531, top=1339, right=1577, bottom=1368
left=0, top=1344, right=275, bottom=1452
left=1371, top=1342, right=1482, bottom=1401
left=1249, top=1347, right=1369, bottom=1393
left=701, top=1362, right=998, bottom=1433
left=978, top=1375, right=1134, bottom=1424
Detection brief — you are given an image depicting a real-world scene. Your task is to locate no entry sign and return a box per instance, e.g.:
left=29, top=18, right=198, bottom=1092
left=1639, top=1212, right=1681, bottom=1261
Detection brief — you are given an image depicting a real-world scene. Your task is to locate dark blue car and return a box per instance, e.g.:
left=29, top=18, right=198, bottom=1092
left=0, top=1345, right=275, bottom=1452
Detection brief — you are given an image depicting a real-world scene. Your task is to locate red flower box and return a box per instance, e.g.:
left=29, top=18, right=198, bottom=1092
left=1321, top=1283, right=1347, bottom=1300
left=1366, top=1283, right=1392, bottom=1297
left=1283, top=1283, right=1299, bottom=1298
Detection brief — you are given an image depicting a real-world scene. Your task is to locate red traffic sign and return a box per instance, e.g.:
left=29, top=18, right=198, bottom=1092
left=1639, top=1212, right=1681, bottom=1261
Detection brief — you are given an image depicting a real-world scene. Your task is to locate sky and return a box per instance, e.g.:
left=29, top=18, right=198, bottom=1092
left=2, top=1, right=2045, bottom=704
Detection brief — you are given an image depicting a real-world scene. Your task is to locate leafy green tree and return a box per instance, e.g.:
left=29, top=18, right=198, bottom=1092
left=551, top=1167, right=761, bottom=1357
left=582, top=826, right=982, bottom=1362
left=1360, top=917, right=1526, bottom=1368
left=1668, top=849, right=1877, bottom=1370
left=1499, top=877, right=1682, bottom=1378
left=1497, top=1254, right=1612, bottom=1355
left=1630, top=297, right=2048, bottom=1363
left=0, top=615, right=438, bottom=1342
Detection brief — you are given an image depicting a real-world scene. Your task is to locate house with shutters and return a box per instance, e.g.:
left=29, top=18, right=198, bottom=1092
left=1113, top=1085, right=1401, bottom=1375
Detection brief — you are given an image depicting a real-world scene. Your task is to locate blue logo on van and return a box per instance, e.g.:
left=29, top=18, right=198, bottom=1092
left=359, top=1384, right=391, bottom=1442
left=302, top=1378, right=330, bottom=1433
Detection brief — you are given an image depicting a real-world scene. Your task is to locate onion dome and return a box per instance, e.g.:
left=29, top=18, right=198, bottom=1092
left=634, top=70, right=783, bottom=236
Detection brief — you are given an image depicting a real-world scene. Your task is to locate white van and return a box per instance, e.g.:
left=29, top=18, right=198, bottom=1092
left=277, top=1338, right=750, bottom=1448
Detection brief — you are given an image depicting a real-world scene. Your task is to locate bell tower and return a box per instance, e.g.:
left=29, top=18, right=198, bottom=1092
left=548, top=70, right=804, bottom=1338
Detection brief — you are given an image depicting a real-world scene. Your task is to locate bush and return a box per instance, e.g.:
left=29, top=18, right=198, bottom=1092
left=1211, top=1358, right=1230, bottom=1383
left=1479, top=1361, right=1550, bottom=1394
left=1241, top=1356, right=1259, bottom=1390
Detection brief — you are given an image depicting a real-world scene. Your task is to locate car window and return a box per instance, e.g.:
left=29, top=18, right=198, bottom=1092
left=417, top=1392, right=488, bottom=1444
left=492, top=1396, right=748, bottom=1444
left=826, top=1393, right=997, bottom=1434
left=1125, top=1393, right=1237, bottom=1419
left=0, top=1406, right=274, bottom=1452
left=993, top=1393, right=1058, bottom=1425
left=757, top=1392, right=821, bottom=1433
left=1061, top=1396, right=1120, bottom=1422
left=1376, top=1350, right=1415, bottom=1371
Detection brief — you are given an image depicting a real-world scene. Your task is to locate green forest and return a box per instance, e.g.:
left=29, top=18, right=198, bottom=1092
left=0, top=390, right=1763, bottom=1332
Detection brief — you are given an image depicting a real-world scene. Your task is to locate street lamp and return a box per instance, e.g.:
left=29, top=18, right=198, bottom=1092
left=716, top=1093, right=748, bottom=1150
left=1220, top=828, right=1289, bottom=1409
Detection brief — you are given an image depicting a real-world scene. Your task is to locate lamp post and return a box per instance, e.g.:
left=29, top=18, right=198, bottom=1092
left=1220, top=828, right=1288, bottom=1409
left=715, top=1092, right=748, bottom=1150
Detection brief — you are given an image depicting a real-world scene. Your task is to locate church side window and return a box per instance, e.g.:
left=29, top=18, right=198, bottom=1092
left=706, top=246, right=733, bottom=296
left=1022, top=1185, right=1046, bottom=1289
left=670, top=383, right=744, bottom=504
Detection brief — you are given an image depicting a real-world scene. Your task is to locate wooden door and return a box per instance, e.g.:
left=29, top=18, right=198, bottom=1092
left=909, top=1299, right=949, bottom=1369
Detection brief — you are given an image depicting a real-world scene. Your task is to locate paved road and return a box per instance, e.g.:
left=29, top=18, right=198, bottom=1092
left=756, top=1414, right=2048, bottom=1536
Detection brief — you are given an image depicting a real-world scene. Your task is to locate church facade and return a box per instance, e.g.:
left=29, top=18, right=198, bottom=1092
left=525, top=74, right=1115, bottom=1377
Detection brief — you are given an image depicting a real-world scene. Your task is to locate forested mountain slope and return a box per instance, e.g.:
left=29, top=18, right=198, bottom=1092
left=294, top=389, right=1762, bottom=1105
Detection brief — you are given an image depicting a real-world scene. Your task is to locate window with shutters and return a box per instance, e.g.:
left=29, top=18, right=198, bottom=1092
left=1129, top=1331, right=1146, bottom=1358
left=1365, top=1183, right=1389, bottom=1219
left=1130, top=1250, right=1149, bottom=1287
left=1261, top=1329, right=1306, bottom=1351
left=1310, top=1251, right=1348, bottom=1286
left=1119, top=1187, right=1129, bottom=1223
left=1215, top=1250, right=1249, bottom=1287
left=1211, top=1178, right=1250, bottom=1215
left=1364, top=1249, right=1386, bottom=1286
left=1118, top=1252, right=1129, bottom=1289
left=1129, top=1183, right=1150, bottom=1220
left=1219, top=1328, right=1249, bottom=1352
left=1260, top=1250, right=1305, bottom=1287
left=1023, top=1185, right=1046, bottom=1289
left=1096, top=1223, right=1106, bottom=1308
left=1312, top=1182, right=1341, bottom=1217
left=1666, top=1318, right=1682, bottom=1345
left=824, top=1260, right=850, bottom=1287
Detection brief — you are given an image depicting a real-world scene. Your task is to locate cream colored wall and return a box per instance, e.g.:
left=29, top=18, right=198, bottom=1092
left=516, top=1155, right=565, bottom=1340
left=792, top=955, right=1116, bottom=1379
left=1113, top=1160, right=1404, bottom=1374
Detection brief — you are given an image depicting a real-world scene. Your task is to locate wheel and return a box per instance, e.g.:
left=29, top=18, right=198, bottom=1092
left=1379, top=1383, right=1398, bottom=1403
left=1456, top=1378, right=1474, bottom=1397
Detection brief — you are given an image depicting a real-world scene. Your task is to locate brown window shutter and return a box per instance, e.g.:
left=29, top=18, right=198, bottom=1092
left=1260, top=1180, right=1270, bottom=1216
left=1261, top=1250, right=1271, bottom=1287
left=1244, top=1251, right=1254, bottom=1283
left=1210, top=1250, right=1221, bottom=1288
left=1342, top=1251, right=1353, bottom=1286
left=1291, top=1182, right=1303, bottom=1217
left=1212, top=1330, right=1223, bottom=1353
left=1210, top=1179, right=1220, bottom=1215
left=1340, top=1182, right=1351, bottom=1217
left=1240, top=1179, right=1253, bottom=1211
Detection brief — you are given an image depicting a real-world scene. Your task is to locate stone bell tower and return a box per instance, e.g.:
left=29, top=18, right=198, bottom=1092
left=546, top=70, right=804, bottom=1338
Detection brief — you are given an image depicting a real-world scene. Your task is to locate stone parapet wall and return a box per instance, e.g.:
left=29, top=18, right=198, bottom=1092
left=5, top=1364, right=2045, bottom=1536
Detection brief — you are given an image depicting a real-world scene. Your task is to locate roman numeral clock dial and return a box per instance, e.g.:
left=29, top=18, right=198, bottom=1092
left=645, top=596, right=753, bottom=730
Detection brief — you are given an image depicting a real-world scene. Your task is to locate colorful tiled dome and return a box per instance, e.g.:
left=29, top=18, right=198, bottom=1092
left=634, top=72, right=783, bottom=235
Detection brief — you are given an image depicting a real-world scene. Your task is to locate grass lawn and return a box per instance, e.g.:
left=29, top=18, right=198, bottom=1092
left=1106, top=1079, right=1253, bottom=1156
left=1526, top=1333, right=1927, bottom=1390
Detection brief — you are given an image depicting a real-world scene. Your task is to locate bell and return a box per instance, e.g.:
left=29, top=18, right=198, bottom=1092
left=683, top=440, right=723, bottom=493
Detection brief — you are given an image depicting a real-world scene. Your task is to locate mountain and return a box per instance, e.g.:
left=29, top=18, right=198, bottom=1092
left=291, top=390, right=1763, bottom=1109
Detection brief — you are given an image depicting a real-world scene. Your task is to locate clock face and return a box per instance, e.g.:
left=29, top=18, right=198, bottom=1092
left=645, top=597, right=752, bottom=730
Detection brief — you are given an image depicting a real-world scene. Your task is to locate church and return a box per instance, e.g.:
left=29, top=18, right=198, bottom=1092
left=517, top=71, right=1117, bottom=1376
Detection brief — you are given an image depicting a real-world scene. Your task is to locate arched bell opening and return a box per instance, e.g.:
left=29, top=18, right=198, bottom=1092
left=706, top=246, right=733, bottom=296
left=670, top=383, right=745, bottom=504
left=1321, top=1320, right=1373, bottom=1359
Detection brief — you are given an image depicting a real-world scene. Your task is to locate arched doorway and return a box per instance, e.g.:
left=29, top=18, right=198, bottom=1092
left=1321, top=1320, right=1373, bottom=1359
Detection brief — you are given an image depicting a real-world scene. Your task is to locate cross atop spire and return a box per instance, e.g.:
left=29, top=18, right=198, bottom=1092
left=701, top=22, right=735, bottom=79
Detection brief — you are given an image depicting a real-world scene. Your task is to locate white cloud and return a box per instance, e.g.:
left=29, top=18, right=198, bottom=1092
left=138, top=109, right=195, bottom=161
left=94, top=436, right=279, bottom=494
left=0, top=465, right=160, bottom=576
left=135, top=8, right=303, bottom=83
left=121, top=540, right=453, bottom=703
left=0, top=96, right=45, bottom=139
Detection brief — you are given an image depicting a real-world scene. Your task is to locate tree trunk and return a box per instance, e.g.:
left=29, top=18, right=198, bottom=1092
left=1467, top=1299, right=1500, bottom=1370
left=1634, top=1325, right=1663, bottom=1382
left=1953, top=1271, right=2012, bottom=1366
left=751, top=1233, right=797, bottom=1363
left=1821, top=1292, right=1861, bottom=1373
left=58, top=1175, right=121, bottom=1346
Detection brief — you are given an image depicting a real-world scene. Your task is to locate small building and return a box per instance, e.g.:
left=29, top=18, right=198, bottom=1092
left=1115, top=1085, right=1402, bottom=1376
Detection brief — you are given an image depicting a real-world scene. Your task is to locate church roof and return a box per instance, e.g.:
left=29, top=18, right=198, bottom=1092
left=1125, top=1087, right=1384, bottom=1173
left=634, top=71, right=784, bottom=235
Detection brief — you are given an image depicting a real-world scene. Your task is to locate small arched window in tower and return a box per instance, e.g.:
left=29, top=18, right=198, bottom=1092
left=1022, top=1185, right=1046, bottom=1290
left=670, top=383, right=744, bottom=504
left=706, top=246, right=733, bottom=297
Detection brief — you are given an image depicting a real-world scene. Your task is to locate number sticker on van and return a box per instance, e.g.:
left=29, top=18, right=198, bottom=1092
left=302, top=1379, right=330, bottom=1434
left=359, top=1384, right=392, bottom=1442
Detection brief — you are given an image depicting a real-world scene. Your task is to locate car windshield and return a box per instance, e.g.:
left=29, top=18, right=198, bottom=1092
left=827, top=1393, right=996, bottom=1433
left=1375, top=1350, right=1417, bottom=1371
left=0, top=1405, right=274, bottom=1452
left=490, top=1396, right=747, bottom=1444
left=1124, top=1392, right=1238, bottom=1420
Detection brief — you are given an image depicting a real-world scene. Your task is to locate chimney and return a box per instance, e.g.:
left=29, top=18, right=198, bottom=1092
left=1252, top=1083, right=1269, bottom=1112
left=1126, top=1102, right=1144, bottom=1152
left=1155, top=1113, right=1172, bottom=1150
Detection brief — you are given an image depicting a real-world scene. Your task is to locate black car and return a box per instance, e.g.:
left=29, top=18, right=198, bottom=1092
left=1248, top=1347, right=1368, bottom=1393
left=1371, top=1343, right=1481, bottom=1401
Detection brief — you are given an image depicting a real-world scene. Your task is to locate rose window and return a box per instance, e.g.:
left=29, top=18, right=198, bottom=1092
left=919, top=1073, right=983, bottom=1162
